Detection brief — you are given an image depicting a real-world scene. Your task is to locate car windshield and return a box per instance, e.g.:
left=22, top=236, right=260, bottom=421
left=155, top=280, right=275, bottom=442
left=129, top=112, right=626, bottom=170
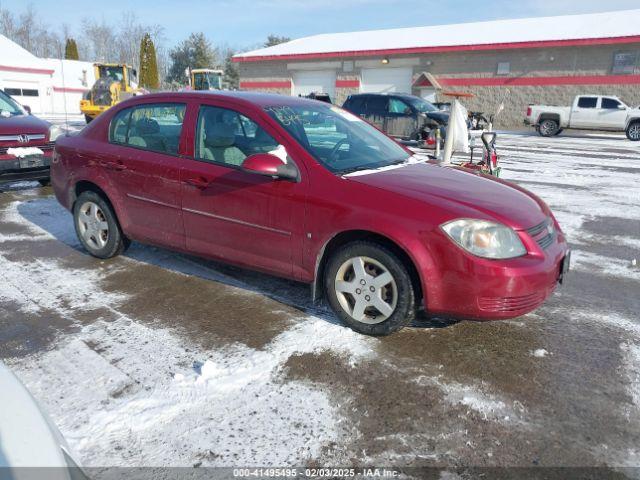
left=0, top=90, right=25, bottom=117
left=404, top=97, right=438, bottom=113
left=265, top=104, right=411, bottom=174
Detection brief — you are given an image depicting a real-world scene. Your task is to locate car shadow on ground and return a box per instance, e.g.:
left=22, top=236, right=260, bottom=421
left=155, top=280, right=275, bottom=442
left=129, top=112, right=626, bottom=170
left=16, top=196, right=458, bottom=331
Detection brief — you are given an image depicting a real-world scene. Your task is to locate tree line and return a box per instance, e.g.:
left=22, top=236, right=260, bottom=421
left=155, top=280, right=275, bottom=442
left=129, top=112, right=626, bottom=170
left=0, top=4, right=290, bottom=90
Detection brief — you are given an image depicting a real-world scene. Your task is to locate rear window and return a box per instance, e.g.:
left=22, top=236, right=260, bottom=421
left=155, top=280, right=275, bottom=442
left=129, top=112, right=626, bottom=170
left=365, top=96, right=388, bottom=114
left=577, top=97, right=597, bottom=109
left=109, top=103, right=186, bottom=155
left=343, top=96, right=366, bottom=114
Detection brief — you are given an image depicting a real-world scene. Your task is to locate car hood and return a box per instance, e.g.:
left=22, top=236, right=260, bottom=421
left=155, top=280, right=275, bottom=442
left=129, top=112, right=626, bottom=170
left=348, top=162, right=548, bottom=229
left=0, top=114, right=50, bottom=135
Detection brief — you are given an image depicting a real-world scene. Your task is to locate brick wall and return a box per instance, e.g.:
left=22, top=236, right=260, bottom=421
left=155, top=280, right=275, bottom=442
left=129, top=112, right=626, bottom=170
left=237, top=43, right=640, bottom=128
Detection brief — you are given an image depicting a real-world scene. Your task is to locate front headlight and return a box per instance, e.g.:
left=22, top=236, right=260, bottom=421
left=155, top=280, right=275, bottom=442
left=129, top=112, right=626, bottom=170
left=48, top=125, right=64, bottom=142
left=441, top=219, right=526, bottom=259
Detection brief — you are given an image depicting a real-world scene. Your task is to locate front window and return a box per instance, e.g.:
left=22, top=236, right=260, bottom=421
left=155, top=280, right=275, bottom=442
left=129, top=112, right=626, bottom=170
left=265, top=103, right=411, bottom=174
left=601, top=98, right=623, bottom=109
left=99, top=66, right=126, bottom=86
left=0, top=90, right=25, bottom=116
left=194, top=72, right=222, bottom=90
left=404, top=96, right=438, bottom=113
left=195, top=105, right=279, bottom=166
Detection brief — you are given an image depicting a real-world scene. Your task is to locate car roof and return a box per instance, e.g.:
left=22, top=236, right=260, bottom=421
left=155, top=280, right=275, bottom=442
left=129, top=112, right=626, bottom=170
left=128, top=90, right=326, bottom=108
left=348, top=92, right=418, bottom=99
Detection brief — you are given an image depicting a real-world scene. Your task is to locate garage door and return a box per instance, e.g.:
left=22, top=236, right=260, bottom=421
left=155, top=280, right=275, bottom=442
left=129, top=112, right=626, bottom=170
left=361, top=67, right=413, bottom=94
left=292, top=70, right=336, bottom=100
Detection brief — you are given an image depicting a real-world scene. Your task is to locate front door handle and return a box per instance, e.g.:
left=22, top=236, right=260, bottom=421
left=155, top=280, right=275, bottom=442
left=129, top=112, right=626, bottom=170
left=185, top=177, right=210, bottom=189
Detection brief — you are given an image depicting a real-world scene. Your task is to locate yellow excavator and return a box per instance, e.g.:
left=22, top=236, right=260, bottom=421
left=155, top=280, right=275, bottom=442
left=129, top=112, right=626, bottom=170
left=190, top=69, right=224, bottom=91
left=80, top=63, right=143, bottom=123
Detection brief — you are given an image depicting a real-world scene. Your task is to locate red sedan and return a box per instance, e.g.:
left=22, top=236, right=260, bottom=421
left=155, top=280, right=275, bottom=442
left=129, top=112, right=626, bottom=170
left=51, top=92, right=569, bottom=335
left=0, top=90, right=61, bottom=185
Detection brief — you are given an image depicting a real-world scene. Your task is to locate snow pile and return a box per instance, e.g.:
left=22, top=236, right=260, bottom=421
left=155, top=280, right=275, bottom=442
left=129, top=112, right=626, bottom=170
left=532, top=349, right=548, bottom=358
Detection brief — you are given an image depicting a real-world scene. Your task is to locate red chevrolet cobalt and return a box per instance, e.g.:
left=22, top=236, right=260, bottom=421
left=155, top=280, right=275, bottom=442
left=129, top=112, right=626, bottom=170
left=52, top=92, right=569, bottom=335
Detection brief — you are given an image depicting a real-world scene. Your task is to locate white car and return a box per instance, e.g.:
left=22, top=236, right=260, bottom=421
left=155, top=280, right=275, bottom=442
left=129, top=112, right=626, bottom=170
left=0, top=362, right=87, bottom=480
left=525, top=95, right=640, bottom=140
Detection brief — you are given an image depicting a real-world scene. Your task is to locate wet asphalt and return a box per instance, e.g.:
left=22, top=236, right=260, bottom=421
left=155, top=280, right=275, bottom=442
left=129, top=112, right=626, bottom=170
left=0, top=131, right=639, bottom=477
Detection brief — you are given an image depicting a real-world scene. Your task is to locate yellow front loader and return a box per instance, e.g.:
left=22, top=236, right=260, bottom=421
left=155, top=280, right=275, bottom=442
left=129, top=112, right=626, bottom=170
left=80, top=63, right=143, bottom=123
left=190, top=69, right=224, bottom=91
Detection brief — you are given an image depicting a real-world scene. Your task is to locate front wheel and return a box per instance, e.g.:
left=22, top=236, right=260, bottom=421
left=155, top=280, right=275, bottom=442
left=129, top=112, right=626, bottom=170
left=73, top=191, right=129, bottom=259
left=538, top=119, right=559, bottom=137
left=626, top=121, right=640, bottom=141
left=324, top=242, right=416, bottom=335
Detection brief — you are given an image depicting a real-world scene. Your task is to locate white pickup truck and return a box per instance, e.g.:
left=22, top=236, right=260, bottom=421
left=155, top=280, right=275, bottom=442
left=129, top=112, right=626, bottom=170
left=525, top=95, right=640, bottom=140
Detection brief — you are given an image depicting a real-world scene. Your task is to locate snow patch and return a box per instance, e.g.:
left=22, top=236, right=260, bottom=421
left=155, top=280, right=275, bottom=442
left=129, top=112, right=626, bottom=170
left=9, top=315, right=374, bottom=467
left=532, top=349, right=548, bottom=358
left=0, top=254, right=126, bottom=315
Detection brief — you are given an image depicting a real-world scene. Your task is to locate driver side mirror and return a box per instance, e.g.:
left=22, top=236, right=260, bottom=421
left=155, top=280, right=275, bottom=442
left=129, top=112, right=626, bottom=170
left=242, top=153, right=299, bottom=181
left=23, top=105, right=31, bottom=115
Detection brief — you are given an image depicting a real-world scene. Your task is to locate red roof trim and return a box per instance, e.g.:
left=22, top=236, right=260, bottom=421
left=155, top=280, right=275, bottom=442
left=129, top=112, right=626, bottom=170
left=335, top=79, right=360, bottom=88
left=233, top=35, right=640, bottom=63
left=440, top=74, right=640, bottom=86
left=0, top=64, right=54, bottom=75
left=239, top=80, right=292, bottom=89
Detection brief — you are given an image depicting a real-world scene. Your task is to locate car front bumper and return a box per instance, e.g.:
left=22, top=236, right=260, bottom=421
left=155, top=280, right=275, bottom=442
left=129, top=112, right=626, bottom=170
left=0, top=153, right=51, bottom=183
left=422, top=230, right=570, bottom=321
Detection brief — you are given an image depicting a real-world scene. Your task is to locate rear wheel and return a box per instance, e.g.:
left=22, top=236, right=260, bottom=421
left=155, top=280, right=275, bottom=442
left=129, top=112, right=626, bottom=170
left=626, top=121, right=640, bottom=141
left=324, top=242, right=415, bottom=336
left=538, top=119, right=559, bottom=137
left=73, top=191, right=129, bottom=259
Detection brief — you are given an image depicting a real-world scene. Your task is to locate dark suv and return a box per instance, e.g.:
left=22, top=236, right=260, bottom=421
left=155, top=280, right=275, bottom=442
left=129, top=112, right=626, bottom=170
left=342, top=93, right=448, bottom=143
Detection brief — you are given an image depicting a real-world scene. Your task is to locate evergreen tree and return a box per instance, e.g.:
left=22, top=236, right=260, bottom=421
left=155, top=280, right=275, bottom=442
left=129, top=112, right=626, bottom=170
left=167, top=33, right=216, bottom=84
left=139, top=33, right=159, bottom=90
left=264, top=35, right=290, bottom=47
left=64, top=38, right=79, bottom=60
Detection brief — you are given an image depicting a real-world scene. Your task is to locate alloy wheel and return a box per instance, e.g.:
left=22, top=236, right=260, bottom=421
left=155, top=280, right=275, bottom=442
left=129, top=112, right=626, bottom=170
left=629, top=123, right=640, bottom=141
left=539, top=120, right=557, bottom=136
left=334, top=256, right=398, bottom=324
left=77, top=201, right=110, bottom=250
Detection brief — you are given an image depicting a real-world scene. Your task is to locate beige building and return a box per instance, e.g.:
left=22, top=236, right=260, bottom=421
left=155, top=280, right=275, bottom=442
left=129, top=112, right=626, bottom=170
left=233, top=10, right=640, bottom=128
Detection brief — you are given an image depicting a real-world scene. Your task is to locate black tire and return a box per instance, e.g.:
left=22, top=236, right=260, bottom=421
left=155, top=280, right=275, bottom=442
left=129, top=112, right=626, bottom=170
left=554, top=128, right=563, bottom=136
left=85, top=114, right=93, bottom=124
left=73, top=191, right=129, bottom=259
left=538, top=119, right=559, bottom=137
left=38, top=179, right=51, bottom=187
left=626, top=121, right=640, bottom=141
left=324, top=241, right=416, bottom=336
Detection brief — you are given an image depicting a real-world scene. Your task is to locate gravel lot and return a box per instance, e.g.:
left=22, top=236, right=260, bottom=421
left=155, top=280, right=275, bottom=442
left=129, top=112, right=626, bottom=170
left=1, top=129, right=639, bottom=477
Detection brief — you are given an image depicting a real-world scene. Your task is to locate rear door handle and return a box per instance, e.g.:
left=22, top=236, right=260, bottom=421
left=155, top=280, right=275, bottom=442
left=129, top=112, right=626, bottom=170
left=185, top=177, right=210, bottom=189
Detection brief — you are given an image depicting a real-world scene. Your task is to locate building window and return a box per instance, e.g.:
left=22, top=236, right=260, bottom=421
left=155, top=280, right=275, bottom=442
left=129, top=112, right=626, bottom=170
left=3, top=88, right=39, bottom=97
left=497, top=62, right=510, bottom=75
left=612, top=52, right=636, bottom=74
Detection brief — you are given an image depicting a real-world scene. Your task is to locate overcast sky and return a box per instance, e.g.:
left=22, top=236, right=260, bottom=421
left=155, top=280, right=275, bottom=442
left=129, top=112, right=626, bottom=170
left=4, top=0, right=639, bottom=50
